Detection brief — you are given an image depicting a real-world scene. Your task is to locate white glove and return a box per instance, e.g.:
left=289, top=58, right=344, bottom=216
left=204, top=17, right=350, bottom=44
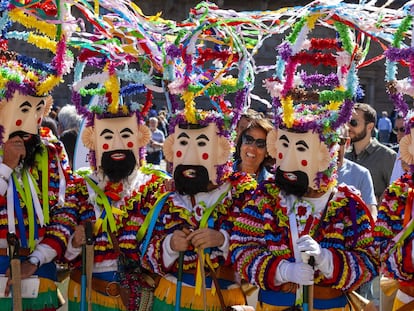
left=297, top=235, right=333, bottom=278
left=276, top=260, right=314, bottom=286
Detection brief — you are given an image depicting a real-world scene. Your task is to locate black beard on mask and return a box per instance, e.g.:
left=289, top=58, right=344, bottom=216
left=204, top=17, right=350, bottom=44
left=174, top=164, right=210, bottom=195
left=9, top=131, right=42, bottom=169
left=101, top=150, right=136, bottom=182
left=274, top=166, right=309, bottom=197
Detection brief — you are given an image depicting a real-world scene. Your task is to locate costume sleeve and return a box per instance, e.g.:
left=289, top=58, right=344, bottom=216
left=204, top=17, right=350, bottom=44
left=37, top=143, right=77, bottom=261
left=315, top=185, right=379, bottom=291
left=375, top=175, right=414, bottom=282
left=141, top=173, right=255, bottom=276
left=230, top=183, right=288, bottom=291
left=0, top=163, right=12, bottom=196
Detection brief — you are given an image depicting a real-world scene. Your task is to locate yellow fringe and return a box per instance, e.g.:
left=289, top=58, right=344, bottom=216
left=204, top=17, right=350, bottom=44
left=67, top=279, right=126, bottom=310
left=392, top=297, right=407, bottom=311
left=154, top=277, right=245, bottom=311
left=38, top=277, right=57, bottom=293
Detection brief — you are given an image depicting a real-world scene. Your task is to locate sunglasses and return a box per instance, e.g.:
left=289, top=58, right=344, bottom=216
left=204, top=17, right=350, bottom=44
left=242, top=134, right=266, bottom=149
left=394, top=127, right=405, bottom=133
left=349, top=119, right=364, bottom=127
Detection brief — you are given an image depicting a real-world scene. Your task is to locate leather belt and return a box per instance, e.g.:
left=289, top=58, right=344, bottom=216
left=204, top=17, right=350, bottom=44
left=70, top=269, right=121, bottom=297
left=0, top=247, right=31, bottom=257
left=400, top=285, right=414, bottom=297
left=280, top=282, right=343, bottom=299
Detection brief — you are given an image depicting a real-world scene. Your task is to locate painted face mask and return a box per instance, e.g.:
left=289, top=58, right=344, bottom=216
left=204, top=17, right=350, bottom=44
left=82, top=115, right=150, bottom=180
left=268, top=129, right=331, bottom=196
left=0, top=92, right=50, bottom=142
left=164, top=123, right=231, bottom=195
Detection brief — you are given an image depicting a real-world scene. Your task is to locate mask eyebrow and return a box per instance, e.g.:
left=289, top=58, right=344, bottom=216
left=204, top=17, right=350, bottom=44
left=120, top=128, right=134, bottom=135
left=36, top=100, right=45, bottom=108
left=100, top=129, right=114, bottom=136
left=296, top=140, right=309, bottom=149
left=279, top=134, right=289, bottom=142
left=196, top=134, right=209, bottom=141
left=177, top=132, right=190, bottom=139
left=19, top=101, right=32, bottom=109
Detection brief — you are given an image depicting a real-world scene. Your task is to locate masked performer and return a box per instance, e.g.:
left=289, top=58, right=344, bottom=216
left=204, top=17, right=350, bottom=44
left=0, top=1, right=75, bottom=310
left=140, top=110, right=257, bottom=311
left=230, top=12, right=378, bottom=311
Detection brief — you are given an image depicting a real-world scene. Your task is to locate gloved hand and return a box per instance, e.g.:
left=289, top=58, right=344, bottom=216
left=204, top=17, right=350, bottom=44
left=297, top=235, right=333, bottom=278
left=297, top=235, right=322, bottom=260
left=276, top=260, right=314, bottom=285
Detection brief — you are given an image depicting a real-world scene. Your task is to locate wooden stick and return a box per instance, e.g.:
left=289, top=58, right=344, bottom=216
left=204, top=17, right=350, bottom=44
left=7, top=233, right=22, bottom=311
left=198, top=250, right=207, bottom=311
left=85, top=222, right=94, bottom=311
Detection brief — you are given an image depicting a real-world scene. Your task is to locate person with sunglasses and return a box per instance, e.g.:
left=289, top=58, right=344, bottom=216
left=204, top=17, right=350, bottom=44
left=346, top=103, right=396, bottom=202
left=230, top=103, right=378, bottom=311
left=337, top=125, right=377, bottom=220
left=233, top=117, right=274, bottom=183
left=345, top=103, right=396, bottom=308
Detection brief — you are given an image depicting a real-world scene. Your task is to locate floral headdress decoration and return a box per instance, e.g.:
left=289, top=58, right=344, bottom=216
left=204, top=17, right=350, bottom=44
left=0, top=0, right=74, bottom=99
left=69, top=1, right=168, bottom=169
left=384, top=5, right=414, bottom=133
left=164, top=1, right=276, bottom=182
left=264, top=12, right=366, bottom=191
left=164, top=1, right=267, bottom=133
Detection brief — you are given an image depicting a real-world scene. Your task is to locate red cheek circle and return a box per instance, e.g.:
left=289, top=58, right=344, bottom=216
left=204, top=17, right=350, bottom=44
left=202, top=153, right=209, bottom=160
left=176, top=150, right=182, bottom=158
left=37, top=118, right=41, bottom=125
left=278, top=152, right=283, bottom=159
left=15, top=119, right=22, bottom=127
left=102, top=143, right=109, bottom=150
left=127, top=141, right=133, bottom=148
left=301, top=159, right=308, bottom=166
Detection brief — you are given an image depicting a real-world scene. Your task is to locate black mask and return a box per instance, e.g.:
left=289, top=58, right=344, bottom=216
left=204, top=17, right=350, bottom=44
left=174, top=164, right=210, bottom=195
left=101, top=150, right=136, bottom=182
left=274, top=166, right=309, bottom=197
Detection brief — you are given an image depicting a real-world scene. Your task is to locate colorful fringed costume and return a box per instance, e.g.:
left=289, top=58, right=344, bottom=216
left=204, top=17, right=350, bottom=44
left=64, top=167, right=168, bottom=311
left=0, top=128, right=75, bottom=310
left=230, top=181, right=378, bottom=311
left=374, top=172, right=414, bottom=310
left=140, top=171, right=256, bottom=311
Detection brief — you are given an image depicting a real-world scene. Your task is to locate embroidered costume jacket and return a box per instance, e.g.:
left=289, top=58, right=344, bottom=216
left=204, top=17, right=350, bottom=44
left=0, top=128, right=74, bottom=268
left=230, top=180, right=378, bottom=293
left=140, top=171, right=256, bottom=276
left=0, top=128, right=75, bottom=310
left=64, top=167, right=168, bottom=268
left=375, top=172, right=414, bottom=285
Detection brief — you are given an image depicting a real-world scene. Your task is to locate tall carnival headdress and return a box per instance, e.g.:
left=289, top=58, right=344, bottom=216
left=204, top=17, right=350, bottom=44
left=0, top=0, right=75, bottom=143
left=264, top=9, right=368, bottom=191
left=384, top=5, right=414, bottom=168
left=385, top=5, right=414, bottom=131
left=70, top=0, right=165, bottom=169
left=164, top=1, right=270, bottom=130
left=0, top=0, right=74, bottom=99
left=163, top=1, right=278, bottom=182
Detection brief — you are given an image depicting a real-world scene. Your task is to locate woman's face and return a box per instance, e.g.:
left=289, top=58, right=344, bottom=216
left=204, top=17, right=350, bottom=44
left=240, top=127, right=267, bottom=173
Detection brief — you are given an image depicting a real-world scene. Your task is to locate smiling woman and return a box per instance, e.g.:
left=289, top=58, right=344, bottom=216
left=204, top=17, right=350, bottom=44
left=233, top=117, right=274, bottom=183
